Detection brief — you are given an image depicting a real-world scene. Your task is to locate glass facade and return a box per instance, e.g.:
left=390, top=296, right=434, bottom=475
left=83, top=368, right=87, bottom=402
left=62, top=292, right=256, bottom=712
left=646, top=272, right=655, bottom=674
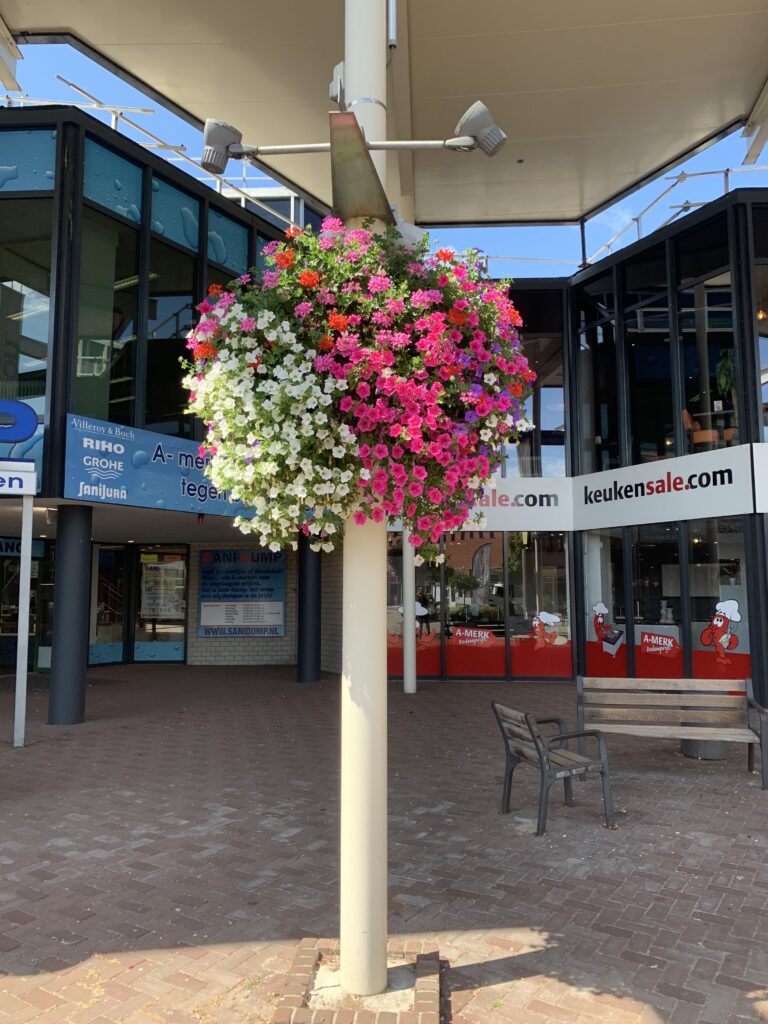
left=386, top=530, right=573, bottom=680
left=73, top=206, right=140, bottom=425
left=506, top=290, right=566, bottom=477
left=583, top=528, right=627, bottom=677
left=0, top=197, right=52, bottom=473
left=83, top=138, right=143, bottom=223
left=631, top=522, right=683, bottom=677
left=0, top=129, right=56, bottom=191
left=134, top=547, right=187, bottom=661
left=146, top=240, right=196, bottom=437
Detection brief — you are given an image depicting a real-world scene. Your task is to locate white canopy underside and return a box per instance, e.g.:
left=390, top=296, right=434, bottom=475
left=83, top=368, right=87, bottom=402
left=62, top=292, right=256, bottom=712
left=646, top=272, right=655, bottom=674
left=4, top=0, right=768, bottom=223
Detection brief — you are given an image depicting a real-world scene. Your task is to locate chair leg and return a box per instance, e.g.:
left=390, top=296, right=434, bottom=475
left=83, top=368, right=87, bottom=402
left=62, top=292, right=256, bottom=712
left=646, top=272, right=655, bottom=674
left=536, top=775, right=552, bottom=836
left=500, top=758, right=518, bottom=814
left=601, top=768, right=616, bottom=829
left=563, top=774, right=575, bottom=806
left=761, top=742, right=768, bottom=792
left=748, top=744, right=755, bottom=774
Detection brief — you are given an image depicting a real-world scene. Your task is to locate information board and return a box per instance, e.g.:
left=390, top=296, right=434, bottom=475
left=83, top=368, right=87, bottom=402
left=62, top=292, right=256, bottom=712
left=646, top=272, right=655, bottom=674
left=64, top=414, right=252, bottom=517
left=198, top=549, right=285, bottom=637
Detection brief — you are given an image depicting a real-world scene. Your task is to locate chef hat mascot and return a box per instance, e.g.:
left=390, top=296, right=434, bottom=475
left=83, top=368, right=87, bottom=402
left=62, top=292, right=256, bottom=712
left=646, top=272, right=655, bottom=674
left=700, top=599, right=741, bottom=665
left=592, top=601, right=610, bottom=642
left=531, top=611, right=560, bottom=649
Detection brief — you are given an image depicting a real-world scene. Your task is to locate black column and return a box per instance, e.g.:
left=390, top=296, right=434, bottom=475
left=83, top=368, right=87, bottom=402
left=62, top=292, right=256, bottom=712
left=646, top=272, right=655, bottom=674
left=297, top=533, right=322, bottom=683
left=48, top=505, right=93, bottom=724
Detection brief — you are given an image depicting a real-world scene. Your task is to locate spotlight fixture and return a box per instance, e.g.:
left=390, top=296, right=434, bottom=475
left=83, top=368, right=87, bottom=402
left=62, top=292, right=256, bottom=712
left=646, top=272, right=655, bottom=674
left=200, top=100, right=508, bottom=174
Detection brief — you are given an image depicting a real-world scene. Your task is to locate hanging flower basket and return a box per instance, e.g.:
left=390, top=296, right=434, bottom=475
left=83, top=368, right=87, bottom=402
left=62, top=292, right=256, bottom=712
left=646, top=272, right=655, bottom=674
left=183, top=219, right=535, bottom=560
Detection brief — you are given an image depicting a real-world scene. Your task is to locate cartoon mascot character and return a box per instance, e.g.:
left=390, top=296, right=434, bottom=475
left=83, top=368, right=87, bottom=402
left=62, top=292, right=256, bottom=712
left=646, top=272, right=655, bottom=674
left=592, top=601, right=611, bottom=642
left=530, top=611, right=560, bottom=650
left=700, top=599, right=740, bottom=665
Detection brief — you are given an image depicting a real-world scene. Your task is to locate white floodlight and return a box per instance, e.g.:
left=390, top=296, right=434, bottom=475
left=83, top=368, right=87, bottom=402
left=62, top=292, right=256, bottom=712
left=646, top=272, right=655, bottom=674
left=201, top=119, right=243, bottom=174
left=453, top=101, right=507, bottom=157
left=200, top=100, right=507, bottom=175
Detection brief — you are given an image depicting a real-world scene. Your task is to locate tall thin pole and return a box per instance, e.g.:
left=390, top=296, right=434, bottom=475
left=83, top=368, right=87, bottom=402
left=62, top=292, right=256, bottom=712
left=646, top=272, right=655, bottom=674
left=402, top=529, right=417, bottom=693
left=340, top=0, right=389, bottom=997
left=13, top=495, right=33, bottom=747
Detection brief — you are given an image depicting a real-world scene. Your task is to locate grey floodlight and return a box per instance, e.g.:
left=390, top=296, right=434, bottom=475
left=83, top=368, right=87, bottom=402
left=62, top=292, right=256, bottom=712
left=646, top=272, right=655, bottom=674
left=454, top=101, right=507, bottom=157
left=201, top=118, right=243, bottom=174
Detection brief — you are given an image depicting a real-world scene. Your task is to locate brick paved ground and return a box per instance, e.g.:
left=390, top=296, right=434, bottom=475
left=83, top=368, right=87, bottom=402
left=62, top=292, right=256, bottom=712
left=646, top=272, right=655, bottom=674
left=0, top=666, right=766, bottom=1024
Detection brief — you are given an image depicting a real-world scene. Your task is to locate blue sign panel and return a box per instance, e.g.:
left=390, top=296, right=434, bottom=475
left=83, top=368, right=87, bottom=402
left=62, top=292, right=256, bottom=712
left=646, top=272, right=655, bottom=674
left=64, top=414, right=253, bottom=517
left=198, top=548, right=285, bottom=637
left=0, top=537, right=44, bottom=558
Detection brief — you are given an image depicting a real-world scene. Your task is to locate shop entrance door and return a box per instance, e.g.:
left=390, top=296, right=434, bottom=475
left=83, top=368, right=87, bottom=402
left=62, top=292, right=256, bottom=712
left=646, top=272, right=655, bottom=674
left=133, top=547, right=187, bottom=662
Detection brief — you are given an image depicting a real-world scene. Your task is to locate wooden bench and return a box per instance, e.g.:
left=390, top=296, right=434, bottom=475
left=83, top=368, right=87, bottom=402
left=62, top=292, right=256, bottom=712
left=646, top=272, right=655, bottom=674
left=491, top=701, right=616, bottom=835
left=576, top=677, right=767, bottom=789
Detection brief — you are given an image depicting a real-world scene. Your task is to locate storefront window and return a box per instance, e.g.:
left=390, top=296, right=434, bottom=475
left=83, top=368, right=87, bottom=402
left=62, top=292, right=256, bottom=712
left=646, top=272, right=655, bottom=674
left=626, top=297, right=675, bottom=463
left=688, top=517, right=750, bottom=680
left=444, top=532, right=505, bottom=676
left=506, top=290, right=566, bottom=477
left=680, top=273, right=738, bottom=452
left=386, top=533, right=441, bottom=677
left=583, top=528, right=627, bottom=676
left=577, top=321, right=620, bottom=472
left=73, top=206, right=139, bottom=425
left=0, top=197, right=52, bottom=473
left=0, top=129, right=56, bottom=191
left=508, top=532, right=571, bottom=677
left=133, top=547, right=187, bottom=661
left=145, top=240, right=196, bottom=437
left=89, top=545, right=126, bottom=664
left=83, top=138, right=142, bottom=223
left=753, top=264, right=768, bottom=440
left=631, top=522, right=683, bottom=677
left=151, top=177, right=200, bottom=251
left=207, top=207, right=249, bottom=276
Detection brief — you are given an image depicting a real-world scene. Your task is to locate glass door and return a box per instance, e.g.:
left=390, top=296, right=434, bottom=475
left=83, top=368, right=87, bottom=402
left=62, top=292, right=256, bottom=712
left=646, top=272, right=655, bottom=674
left=133, top=547, right=187, bottom=661
left=89, top=545, right=127, bottom=664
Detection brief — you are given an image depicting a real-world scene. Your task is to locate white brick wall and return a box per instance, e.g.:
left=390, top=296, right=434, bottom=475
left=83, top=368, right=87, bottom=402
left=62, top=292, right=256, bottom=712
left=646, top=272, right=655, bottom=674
left=186, top=542, right=298, bottom=665
left=321, top=545, right=343, bottom=674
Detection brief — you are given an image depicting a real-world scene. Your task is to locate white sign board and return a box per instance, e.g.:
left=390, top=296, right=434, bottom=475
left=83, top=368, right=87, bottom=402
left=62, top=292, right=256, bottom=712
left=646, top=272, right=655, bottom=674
left=752, top=443, right=768, bottom=513
left=477, top=476, right=573, bottom=531
left=572, top=445, right=754, bottom=530
left=0, top=459, right=36, bottom=497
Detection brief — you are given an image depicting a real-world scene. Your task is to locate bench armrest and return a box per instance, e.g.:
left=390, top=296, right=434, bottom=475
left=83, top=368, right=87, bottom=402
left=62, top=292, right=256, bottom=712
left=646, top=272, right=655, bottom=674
left=536, top=716, right=568, bottom=734
left=544, top=729, right=610, bottom=763
left=747, top=697, right=768, bottom=742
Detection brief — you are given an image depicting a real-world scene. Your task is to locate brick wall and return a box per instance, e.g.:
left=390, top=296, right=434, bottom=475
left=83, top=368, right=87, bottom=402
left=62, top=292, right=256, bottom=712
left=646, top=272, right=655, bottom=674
left=186, top=542, right=298, bottom=665
left=321, top=545, right=343, bottom=674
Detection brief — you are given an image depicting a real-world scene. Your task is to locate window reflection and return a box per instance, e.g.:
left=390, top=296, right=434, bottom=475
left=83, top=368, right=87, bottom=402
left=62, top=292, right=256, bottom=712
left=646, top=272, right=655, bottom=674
left=577, top=320, right=619, bottom=472
left=679, top=273, right=738, bottom=452
left=752, top=264, right=768, bottom=440
left=146, top=240, right=195, bottom=437
left=626, top=298, right=675, bottom=463
left=506, top=289, right=565, bottom=477
left=688, top=517, right=750, bottom=680
left=631, top=522, right=683, bottom=678
left=508, top=532, right=571, bottom=677
left=74, top=206, right=139, bottom=425
left=386, top=532, right=441, bottom=676
left=444, top=532, right=505, bottom=676
left=583, top=528, right=627, bottom=676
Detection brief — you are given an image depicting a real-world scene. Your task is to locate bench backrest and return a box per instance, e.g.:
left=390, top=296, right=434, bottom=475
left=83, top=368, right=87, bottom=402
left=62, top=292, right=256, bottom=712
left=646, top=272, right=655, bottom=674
left=491, top=701, right=545, bottom=768
left=577, top=676, right=752, bottom=728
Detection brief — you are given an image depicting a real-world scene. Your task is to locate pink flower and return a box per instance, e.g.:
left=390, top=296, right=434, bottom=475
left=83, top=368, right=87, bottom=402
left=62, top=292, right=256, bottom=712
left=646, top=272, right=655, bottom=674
left=356, top=382, right=371, bottom=399
left=373, top=443, right=389, bottom=460
left=353, top=511, right=367, bottom=525
left=293, top=302, right=312, bottom=319
left=407, top=481, right=423, bottom=497
left=340, top=396, right=354, bottom=412
left=321, top=216, right=345, bottom=232
left=408, top=533, right=423, bottom=548
left=427, top=487, right=444, bottom=504
left=368, top=274, right=391, bottom=294
left=371, top=506, right=385, bottom=523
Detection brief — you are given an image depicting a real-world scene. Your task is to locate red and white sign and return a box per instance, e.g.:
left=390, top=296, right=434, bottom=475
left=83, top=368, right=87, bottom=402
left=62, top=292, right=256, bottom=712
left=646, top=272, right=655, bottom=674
left=639, top=630, right=681, bottom=657
left=452, top=626, right=494, bottom=646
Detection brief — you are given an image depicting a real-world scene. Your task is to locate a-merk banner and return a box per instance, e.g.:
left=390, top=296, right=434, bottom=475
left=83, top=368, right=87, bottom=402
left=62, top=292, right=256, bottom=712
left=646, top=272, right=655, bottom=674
left=573, top=445, right=754, bottom=530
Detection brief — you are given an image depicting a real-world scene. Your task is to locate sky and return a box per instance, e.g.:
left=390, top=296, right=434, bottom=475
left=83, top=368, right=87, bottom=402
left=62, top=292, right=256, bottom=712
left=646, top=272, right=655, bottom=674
left=7, top=41, right=768, bottom=278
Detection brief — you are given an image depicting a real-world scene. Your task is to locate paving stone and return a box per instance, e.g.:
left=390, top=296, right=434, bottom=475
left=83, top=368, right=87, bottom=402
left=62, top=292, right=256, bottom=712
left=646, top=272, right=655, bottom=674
left=0, top=668, right=766, bottom=1024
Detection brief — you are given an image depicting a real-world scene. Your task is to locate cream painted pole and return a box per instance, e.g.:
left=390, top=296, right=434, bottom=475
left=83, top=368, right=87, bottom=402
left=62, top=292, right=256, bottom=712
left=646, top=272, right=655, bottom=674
left=340, top=0, right=389, bottom=997
left=402, top=529, right=417, bottom=693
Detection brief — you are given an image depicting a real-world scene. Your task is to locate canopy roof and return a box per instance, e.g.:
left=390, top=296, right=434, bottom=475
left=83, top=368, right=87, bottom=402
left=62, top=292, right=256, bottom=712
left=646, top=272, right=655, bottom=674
left=5, top=0, right=768, bottom=224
